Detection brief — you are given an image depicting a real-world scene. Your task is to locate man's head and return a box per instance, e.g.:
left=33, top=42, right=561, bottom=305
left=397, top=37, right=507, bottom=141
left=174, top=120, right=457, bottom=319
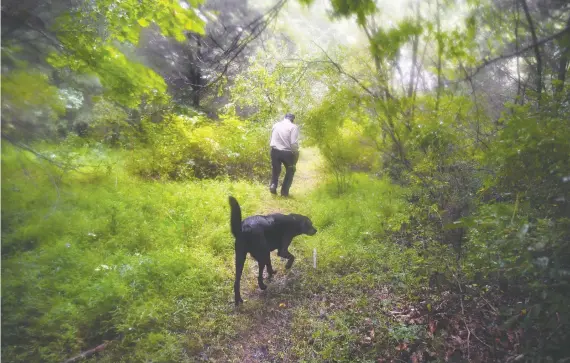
left=285, top=113, right=295, bottom=122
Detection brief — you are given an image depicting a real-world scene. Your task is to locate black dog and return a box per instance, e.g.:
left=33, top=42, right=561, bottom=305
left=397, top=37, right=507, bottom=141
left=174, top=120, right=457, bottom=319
left=229, top=196, right=317, bottom=305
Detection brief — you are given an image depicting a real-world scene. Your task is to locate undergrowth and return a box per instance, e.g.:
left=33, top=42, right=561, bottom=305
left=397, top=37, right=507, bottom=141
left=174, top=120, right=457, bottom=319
left=7, top=137, right=564, bottom=362
left=2, top=143, right=421, bottom=362
left=2, top=143, right=268, bottom=362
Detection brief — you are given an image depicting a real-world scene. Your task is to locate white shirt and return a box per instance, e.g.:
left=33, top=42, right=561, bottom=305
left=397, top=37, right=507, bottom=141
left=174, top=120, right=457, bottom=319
left=270, top=118, right=299, bottom=152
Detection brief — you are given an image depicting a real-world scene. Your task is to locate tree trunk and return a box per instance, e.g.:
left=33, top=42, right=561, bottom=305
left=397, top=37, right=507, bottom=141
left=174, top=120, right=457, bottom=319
left=187, top=33, right=203, bottom=108
left=408, top=0, right=420, bottom=99
left=520, top=0, right=542, bottom=103
left=435, top=0, right=443, bottom=113
left=555, top=15, right=570, bottom=95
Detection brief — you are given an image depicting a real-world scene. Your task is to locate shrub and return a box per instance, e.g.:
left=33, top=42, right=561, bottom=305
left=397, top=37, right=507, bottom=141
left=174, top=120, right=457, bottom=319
left=303, top=88, right=379, bottom=194
left=126, top=114, right=270, bottom=181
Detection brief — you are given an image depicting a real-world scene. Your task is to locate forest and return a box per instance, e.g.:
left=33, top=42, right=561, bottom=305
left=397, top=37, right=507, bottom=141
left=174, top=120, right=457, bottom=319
left=1, top=0, right=569, bottom=361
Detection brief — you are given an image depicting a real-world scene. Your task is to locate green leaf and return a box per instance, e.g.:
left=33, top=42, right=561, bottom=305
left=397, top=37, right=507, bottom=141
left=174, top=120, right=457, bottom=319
left=137, top=18, right=150, bottom=27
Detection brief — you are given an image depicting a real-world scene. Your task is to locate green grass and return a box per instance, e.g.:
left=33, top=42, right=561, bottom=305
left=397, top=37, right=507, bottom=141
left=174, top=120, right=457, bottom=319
left=2, top=144, right=425, bottom=362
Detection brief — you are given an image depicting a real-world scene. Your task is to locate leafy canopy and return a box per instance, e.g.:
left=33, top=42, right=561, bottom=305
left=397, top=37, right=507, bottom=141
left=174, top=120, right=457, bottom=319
left=47, top=0, right=205, bottom=108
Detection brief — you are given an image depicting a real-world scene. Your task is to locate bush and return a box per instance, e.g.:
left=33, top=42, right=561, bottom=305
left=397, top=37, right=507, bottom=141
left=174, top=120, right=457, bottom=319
left=126, top=114, right=270, bottom=181
left=457, top=97, right=570, bottom=359
left=303, top=88, right=379, bottom=194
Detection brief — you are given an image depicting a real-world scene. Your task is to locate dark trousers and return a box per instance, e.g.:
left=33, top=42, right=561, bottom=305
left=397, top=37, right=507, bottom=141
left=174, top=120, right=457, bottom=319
left=270, top=148, right=298, bottom=196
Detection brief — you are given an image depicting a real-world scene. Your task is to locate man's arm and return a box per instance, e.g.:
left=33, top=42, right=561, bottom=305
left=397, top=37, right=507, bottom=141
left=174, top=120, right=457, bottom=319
left=290, top=125, right=299, bottom=153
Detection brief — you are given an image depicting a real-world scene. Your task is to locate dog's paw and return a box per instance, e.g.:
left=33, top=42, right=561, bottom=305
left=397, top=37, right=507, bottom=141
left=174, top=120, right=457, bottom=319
left=259, top=283, right=267, bottom=290
left=268, top=269, right=278, bottom=278
left=285, top=261, right=294, bottom=269
left=235, top=297, right=244, bottom=306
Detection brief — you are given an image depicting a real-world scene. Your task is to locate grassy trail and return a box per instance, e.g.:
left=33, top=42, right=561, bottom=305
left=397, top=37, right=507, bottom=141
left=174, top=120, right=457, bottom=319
left=208, top=148, right=419, bottom=362
left=2, top=145, right=414, bottom=363
left=210, top=148, right=327, bottom=362
left=257, top=147, right=324, bottom=213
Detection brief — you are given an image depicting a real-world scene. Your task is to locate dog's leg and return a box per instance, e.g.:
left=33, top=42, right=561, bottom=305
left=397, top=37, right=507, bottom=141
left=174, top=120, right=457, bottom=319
left=278, top=237, right=296, bottom=269
left=234, top=245, right=246, bottom=305
left=278, top=248, right=296, bottom=269
left=257, top=262, right=267, bottom=290
left=285, top=253, right=295, bottom=269
left=250, top=233, right=271, bottom=290
left=266, top=256, right=277, bottom=278
left=278, top=238, right=295, bottom=269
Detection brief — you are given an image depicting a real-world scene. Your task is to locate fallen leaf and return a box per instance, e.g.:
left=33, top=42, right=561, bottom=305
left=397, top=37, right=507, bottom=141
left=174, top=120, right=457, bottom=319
left=279, top=303, right=286, bottom=308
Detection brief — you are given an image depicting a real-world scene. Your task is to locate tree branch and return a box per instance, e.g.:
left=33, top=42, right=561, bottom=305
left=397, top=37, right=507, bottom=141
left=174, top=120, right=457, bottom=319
left=63, top=341, right=111, bottom=363
left=467, top=25, right=570, bottom=80
left=201, top=0, right=288, bottom=91
left=1, top=134, right=86, bottom=172
left=311, top=41, right=379, bottom=99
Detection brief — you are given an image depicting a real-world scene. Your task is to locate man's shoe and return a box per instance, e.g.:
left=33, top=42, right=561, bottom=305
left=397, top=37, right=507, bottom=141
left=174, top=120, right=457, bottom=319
left=269, top=185, right=277, bottom=194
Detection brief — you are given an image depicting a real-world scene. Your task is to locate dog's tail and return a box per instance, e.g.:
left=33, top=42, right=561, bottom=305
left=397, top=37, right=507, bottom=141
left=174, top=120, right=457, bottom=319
left=228, top=196, right=242, bottom=238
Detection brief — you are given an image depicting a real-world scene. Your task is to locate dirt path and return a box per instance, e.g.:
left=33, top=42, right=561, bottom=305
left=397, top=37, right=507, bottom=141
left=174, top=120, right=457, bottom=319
left=291, top=147, right=324, bottom=196
left=256, top=147, right=324, bottom=215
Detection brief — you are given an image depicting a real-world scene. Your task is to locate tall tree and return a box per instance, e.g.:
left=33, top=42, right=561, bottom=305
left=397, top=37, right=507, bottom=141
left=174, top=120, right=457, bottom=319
left=1, top=0, right=205, bottom=139
left=138, top=0, right=287, bottom=110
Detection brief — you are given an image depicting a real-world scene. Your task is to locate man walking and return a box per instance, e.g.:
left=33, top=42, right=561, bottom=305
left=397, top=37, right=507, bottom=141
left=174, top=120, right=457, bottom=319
left=269, top=113, right=299, bottom=197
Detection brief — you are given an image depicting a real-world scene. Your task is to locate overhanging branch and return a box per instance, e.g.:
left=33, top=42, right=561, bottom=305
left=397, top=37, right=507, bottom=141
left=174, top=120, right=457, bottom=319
left=467, top=25, right=570, bottom=79
left=201, top=0, right=288, bottom=91
left=311, top=41, right=379, bottom=98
